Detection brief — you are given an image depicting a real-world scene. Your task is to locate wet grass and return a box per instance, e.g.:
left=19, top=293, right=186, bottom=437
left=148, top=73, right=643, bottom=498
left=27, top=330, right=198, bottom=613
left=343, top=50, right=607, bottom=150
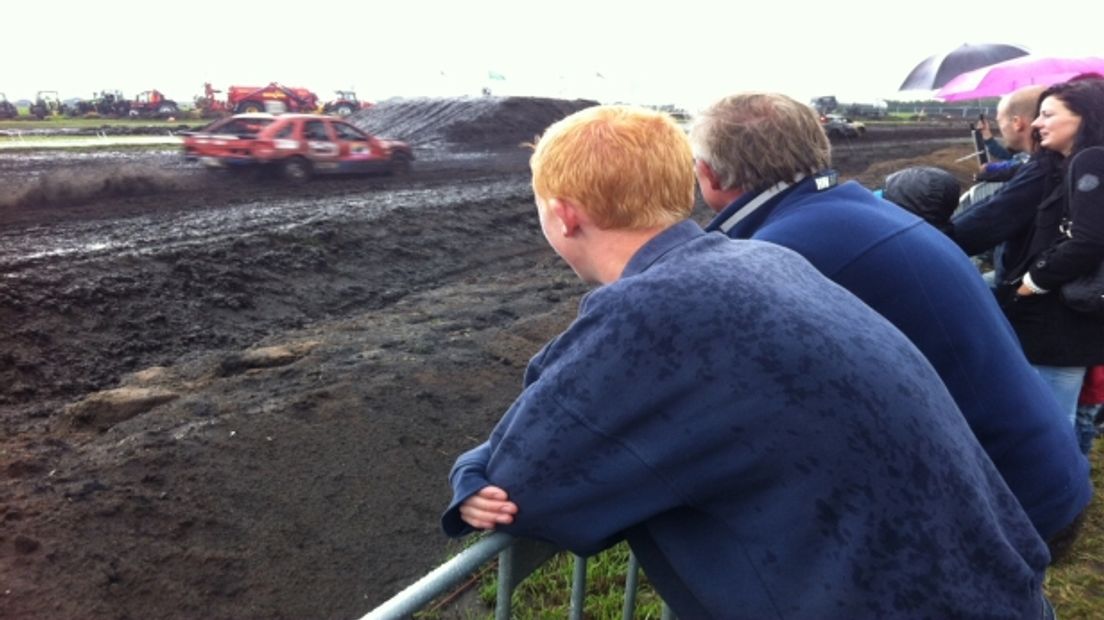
left=0, top=135, right=180, bottom=148
left=416, top=541, right=664, bottom=620
left=1045, top=440, right=1104, bottom=619
left=488, top=544, right=667, bottom=619
left=0, top=117, right=205, bottom=130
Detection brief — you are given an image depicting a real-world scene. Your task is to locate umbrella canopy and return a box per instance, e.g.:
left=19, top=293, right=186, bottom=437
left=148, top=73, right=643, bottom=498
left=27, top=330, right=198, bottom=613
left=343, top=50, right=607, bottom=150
left=899, top=43, right=1031, bottom=91
left=936, top=55, right=1104, bottom=101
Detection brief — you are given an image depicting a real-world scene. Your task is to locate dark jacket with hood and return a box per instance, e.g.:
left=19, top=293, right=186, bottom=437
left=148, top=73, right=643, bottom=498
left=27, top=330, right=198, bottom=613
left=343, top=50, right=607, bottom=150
left=949, top=158, right=1053, bottom=279
left=1000, top=147, right=1104, bottom=366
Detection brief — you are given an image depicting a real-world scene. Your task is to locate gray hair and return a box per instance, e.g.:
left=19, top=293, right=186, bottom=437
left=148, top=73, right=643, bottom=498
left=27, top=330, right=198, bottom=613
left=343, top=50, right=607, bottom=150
left=690, top=92, right=832, bottom=191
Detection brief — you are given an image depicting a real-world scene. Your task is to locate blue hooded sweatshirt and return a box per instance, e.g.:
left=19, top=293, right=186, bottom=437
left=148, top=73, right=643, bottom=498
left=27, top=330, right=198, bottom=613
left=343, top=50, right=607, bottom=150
left=444, top=221, right=1048, bottom=619
left=707, top=173, right=1091, bottom=543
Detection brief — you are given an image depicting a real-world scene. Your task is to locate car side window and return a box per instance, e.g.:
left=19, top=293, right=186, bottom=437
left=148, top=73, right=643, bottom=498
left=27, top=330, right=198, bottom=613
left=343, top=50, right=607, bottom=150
left=304, top=121, right=331, bottom=142
left=333, top=122, right=369, bottom=141
left=274, top=124, right=294, bottom=139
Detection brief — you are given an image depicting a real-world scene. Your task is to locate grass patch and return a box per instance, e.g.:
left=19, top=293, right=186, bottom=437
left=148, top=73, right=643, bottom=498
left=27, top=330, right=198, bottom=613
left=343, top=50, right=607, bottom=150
left=486, top=544, right=666, bottom=619
left=1045, top=439, right=1104, bottom=619
left=0, top=117, right=206, bottom=130
left=418, top=542, right=663, bottom=619
left=0, top=136, right=182, bottom=153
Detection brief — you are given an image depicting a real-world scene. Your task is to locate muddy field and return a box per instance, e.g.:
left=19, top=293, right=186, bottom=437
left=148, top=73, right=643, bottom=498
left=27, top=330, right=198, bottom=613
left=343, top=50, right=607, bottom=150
left=0, top=98, right=979, bottom=620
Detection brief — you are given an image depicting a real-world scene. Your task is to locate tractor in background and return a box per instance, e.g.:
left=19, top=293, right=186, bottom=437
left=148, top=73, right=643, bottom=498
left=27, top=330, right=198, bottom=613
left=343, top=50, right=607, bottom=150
left=64, top=90, right=129, bottom=117
left=194, top=82, right=323, bottom=118
left=29, top=91, right=63, bottom=119
left=128, top=90, right=179, bottom=118
left=95, top=90, right=130, bottom=116
left=323, top=91, right=371, bottom=116
left=0, top=93, right=18, bottom=119
left=194, top=83, right=230, bottom=118
left=227, top=83, right=320, bottom=115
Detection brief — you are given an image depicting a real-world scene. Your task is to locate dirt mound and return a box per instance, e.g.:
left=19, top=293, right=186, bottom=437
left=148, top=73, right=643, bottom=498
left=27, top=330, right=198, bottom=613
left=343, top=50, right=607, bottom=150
left=348, top=96, right=599, bottom=150
left=0, top=166, right=197, bottom=209
left=852, top=146, right=981, bottom=190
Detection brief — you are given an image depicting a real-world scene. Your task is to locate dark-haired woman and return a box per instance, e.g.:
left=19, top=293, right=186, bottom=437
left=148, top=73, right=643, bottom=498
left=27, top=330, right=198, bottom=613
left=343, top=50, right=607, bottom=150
left=1005, top=77, right=1104, bottom=428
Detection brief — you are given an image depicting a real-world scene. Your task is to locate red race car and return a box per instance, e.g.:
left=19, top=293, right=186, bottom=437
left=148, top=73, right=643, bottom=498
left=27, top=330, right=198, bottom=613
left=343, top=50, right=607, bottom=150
left=182, top=113, right=413, bottom=182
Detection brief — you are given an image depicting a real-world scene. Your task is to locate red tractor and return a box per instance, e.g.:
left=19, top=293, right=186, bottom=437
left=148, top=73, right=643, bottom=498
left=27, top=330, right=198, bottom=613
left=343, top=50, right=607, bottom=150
left=322, top=91, right=372, bottom=117
left=194, top=83, right=230, bottom=118
left=128, top=90, right=179, bottom=118
left=226, top=83, right=320, bottom=115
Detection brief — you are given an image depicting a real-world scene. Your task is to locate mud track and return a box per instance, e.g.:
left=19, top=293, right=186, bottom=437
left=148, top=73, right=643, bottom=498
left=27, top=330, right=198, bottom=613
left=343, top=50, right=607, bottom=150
left=0, top=116, right=976, bottom=619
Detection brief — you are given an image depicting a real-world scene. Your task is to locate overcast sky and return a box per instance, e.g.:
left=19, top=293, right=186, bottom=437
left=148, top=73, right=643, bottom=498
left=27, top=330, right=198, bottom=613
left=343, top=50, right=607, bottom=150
left=5, top=0, right=1100, bottom=110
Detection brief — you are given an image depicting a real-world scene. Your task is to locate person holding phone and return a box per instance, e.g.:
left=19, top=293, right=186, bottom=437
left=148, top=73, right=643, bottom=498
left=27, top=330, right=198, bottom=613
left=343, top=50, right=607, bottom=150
left=951, top=85, right=1049, bottom=284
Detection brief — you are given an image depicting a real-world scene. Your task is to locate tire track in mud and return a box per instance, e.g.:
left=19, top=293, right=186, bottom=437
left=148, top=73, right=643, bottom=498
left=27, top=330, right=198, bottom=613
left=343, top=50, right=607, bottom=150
left=0, top=161, right=544, bottom=409
left=0, top=178, right=533, bottom=274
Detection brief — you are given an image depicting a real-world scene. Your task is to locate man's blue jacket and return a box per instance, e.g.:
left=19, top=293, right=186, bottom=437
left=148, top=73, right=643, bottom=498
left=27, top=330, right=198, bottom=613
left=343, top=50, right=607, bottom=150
left=444, top=221, right=1048, bottom=618
left=707, top=173, right=1091, bottom=542
left=951, top=158, right=1054, bottom=278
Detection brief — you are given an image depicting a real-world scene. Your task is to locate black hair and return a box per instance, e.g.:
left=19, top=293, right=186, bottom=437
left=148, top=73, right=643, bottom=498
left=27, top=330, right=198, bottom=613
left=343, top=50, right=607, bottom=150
left=1033, top=76, right=1104, bottom=163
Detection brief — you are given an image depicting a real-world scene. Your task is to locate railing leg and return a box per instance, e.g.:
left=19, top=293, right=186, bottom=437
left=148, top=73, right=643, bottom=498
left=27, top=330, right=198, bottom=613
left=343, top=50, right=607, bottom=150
left=622, top=551, right=640, bottom=619
left=569, top=554, right=587, bottom=620
left=496, top=546, right=514, bottom=620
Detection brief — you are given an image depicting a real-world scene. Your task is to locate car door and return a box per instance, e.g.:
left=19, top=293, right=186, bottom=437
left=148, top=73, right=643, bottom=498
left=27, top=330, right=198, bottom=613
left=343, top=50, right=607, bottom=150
left=302, top=120, right=340, bottom=172
left=332, top=121, right=389, bottom=174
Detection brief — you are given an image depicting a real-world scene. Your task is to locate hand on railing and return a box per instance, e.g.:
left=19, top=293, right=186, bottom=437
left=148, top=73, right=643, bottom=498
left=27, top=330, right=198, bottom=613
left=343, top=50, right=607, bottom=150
left=459, top=485, right=518, bottom=530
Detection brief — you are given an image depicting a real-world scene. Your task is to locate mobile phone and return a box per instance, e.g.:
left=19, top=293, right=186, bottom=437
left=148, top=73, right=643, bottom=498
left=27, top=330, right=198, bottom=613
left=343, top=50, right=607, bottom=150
left=971, top=124, right=990, bottom=165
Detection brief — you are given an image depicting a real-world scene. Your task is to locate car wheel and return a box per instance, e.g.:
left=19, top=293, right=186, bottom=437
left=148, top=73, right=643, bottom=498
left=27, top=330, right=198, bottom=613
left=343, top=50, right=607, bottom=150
left=237, top=101, right=264, bottom=114
left=158, top=102, right=179, bottom=117
left=334, top=104, right=354, bottom=116
left=388, top=152, right=412, bottom=176
left=281, top=157, right=313, bottom=183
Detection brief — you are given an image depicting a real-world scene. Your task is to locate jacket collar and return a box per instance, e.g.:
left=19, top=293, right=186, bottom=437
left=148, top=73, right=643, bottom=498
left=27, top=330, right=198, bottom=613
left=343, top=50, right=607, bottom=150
left=706, top=171, right=839, bottom=239
left=622, top=219, right=705, bottom=278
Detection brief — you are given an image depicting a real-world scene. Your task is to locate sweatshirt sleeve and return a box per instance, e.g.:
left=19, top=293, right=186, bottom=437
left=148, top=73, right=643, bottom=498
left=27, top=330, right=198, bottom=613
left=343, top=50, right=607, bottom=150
left=480, top=382, right=687, bottom=557
left=441, top=442, right=493, bottom=537
left=439, top=289, right=693, bottom=556
left=949, top=160, right=1048, bottom=256
left=1030, top=149, right=1104, bottom=290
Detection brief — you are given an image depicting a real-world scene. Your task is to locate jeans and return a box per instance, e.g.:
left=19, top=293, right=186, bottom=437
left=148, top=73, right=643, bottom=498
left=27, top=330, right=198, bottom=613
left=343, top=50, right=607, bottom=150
left=1075, top=403, right=1101, bottom=455
left=1032, top=365, right=1086, bottom=428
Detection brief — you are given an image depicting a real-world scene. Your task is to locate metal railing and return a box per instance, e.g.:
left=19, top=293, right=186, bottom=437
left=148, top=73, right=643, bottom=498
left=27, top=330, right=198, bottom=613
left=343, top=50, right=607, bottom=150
left=360, top=533, right=675, bottom=620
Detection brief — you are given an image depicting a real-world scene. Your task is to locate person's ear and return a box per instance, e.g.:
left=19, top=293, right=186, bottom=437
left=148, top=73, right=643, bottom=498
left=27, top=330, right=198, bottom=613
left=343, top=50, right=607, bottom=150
left=695, top=159, right=723, bottom=191
left=548, top=198, right=584, bottom=237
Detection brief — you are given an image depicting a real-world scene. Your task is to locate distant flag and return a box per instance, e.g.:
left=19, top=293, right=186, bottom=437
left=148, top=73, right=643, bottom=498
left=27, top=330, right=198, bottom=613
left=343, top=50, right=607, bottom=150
left=488, top=71, right=506, bottom=81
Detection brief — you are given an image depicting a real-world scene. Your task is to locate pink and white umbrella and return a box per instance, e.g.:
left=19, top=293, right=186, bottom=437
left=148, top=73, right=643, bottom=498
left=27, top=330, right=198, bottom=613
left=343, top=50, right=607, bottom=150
left=936, top=55, right=1104, bottom=101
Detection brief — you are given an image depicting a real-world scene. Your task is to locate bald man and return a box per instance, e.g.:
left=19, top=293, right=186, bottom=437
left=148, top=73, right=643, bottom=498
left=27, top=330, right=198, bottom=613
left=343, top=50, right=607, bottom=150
left=978, top=85, right=1047, bottom=166
left=949, top=85, right=1050, bottom=283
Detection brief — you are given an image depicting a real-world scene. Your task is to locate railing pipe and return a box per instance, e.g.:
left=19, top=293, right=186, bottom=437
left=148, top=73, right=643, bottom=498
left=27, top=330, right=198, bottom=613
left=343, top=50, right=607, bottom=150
left=622, top=551, right=640, bottom=619
left=569, top=554, right=587, bottom=620
left=359, top=532, right=515, bottom=620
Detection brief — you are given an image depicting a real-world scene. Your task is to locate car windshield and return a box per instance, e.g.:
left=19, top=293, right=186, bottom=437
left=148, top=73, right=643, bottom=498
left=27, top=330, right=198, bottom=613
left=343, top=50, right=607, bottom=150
left=203, top=117, right=276, bottom=137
